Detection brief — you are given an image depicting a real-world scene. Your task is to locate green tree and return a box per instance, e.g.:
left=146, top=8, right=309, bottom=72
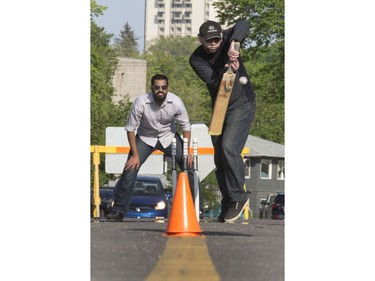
left=143, top=37, right=211, bottom=124
left=246, top=43, right=284, bottom=143
left=90, top=0, right=132, bottom=186
left=214, top=0, right=284, bottom=49
left=214, top=0, right=285, bottom=144
left=91, top=1, right=117, bottom=146
left=114, top=22, right=139, bottom=58
left=200, top=171, right=221, bottom=212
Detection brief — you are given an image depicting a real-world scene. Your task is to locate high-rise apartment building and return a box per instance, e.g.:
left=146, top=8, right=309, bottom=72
left=144, top=0, right=223, bottom=50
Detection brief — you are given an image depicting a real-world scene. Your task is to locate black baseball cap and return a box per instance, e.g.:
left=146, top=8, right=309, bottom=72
left=199, top=20, right=222, bottom=40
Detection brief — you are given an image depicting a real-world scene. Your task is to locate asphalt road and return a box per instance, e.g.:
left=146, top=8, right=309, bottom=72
left=91, top=218, right=284, bottom=281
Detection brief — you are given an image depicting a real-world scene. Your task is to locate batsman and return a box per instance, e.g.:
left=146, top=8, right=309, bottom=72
left=189, top=20, right=256, bottom=223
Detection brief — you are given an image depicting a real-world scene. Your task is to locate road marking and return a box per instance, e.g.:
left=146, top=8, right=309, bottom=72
left=145, top=236, right=220, bottom=281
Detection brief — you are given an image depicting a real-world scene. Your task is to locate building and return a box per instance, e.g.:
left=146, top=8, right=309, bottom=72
left=243, top=135, right=285, bottom=217
left=144, top=0, right=222, bottom=50
left=111, top=0, right=224, bottom=102
left=112, top=57, right=147, bottom=103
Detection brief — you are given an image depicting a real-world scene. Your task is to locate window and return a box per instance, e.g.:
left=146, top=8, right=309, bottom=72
left=277, top=160, right=285, bottom=180
left=260, top=159, right=272, bottom=179
left=174, top=12, right=182, bottom=19
left=244, top=158, right=251, bottom=179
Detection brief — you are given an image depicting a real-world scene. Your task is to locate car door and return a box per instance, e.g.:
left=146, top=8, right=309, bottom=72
left=264, top=193, right=276, bottom=219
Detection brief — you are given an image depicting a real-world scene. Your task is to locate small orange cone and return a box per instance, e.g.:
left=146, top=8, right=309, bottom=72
left=165, top=173, right=203, bottom=236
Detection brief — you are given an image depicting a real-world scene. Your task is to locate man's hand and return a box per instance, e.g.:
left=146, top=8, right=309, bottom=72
left=230, top=59, right=239, bottom=72
left=124, top=155, right=140, bottom=173
left=224, top=59, right=239, bottom=72
left=227, top=41, right=240, bottom=72
left=228, top=41, right=240, bottom=61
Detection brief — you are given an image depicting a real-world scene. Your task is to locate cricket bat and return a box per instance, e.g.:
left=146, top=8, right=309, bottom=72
left=208, top=42, right=240, bottom=136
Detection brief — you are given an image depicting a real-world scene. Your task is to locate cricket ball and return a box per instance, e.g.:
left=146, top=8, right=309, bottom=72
left=239, top=76, right=248, bottom=85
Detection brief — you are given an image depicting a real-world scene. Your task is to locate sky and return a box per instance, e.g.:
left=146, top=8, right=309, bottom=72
left=94, top=0, right=145, bottom=51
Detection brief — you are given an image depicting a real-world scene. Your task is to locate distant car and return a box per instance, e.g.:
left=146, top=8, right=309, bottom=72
left=204, top=207, right=246, bottom=220
left=203, top=208, right=221, bottom=219
left=264, top=192, right=284, bottom=220
left=258, top=193, right=275, bottom=219
left=91, top=175, right=171, bottom=219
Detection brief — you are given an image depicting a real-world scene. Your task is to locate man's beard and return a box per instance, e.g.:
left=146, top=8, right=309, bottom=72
left=153, top=92, right=166, bottom=102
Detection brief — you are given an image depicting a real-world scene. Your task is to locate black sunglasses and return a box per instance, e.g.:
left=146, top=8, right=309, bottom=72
left=152, top=85, right=168, bottom=91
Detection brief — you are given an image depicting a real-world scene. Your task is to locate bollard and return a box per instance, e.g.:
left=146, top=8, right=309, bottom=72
left=183, top=137, right=188, bottom=172
left=92, top=145, right=101, bottom=218
left=193, top=138, right=200, bottom=221
left=171, top=138, right=177, bottom=198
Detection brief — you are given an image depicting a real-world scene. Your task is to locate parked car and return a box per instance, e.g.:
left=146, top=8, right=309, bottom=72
left=204, top=206, right=246, bottom=220
left=203, top=207, right=221, bottom=219
left=91, top=175, right=171, bottom=219
left=263, top=192, right=284, bottom=220
left=258, top=193, right=275, bottom=219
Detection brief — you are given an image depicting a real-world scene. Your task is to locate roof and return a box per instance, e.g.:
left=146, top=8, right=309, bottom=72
left=245, top=135, right=284, bottom=158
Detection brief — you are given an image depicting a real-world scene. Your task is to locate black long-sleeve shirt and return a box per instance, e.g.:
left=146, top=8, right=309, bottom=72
left=189, top=20, right=256, bottom=110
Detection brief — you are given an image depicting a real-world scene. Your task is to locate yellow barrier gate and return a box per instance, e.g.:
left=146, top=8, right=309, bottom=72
left=90, top=146, right=250, bottom=219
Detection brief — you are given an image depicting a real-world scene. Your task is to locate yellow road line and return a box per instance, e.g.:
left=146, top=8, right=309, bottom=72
left=145, top=236, right=220, bottom=281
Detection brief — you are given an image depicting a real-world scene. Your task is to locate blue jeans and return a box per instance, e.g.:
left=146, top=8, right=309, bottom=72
left=111, top=133, right=200, bottom=215
left=211, top=100, right=256, bottom=210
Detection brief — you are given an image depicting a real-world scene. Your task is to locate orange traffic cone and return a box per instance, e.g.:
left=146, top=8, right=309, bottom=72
left=165, top=172, right=203, bottom=237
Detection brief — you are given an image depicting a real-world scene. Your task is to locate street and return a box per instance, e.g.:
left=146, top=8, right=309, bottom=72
left=91, top=218, right=284, bottom=281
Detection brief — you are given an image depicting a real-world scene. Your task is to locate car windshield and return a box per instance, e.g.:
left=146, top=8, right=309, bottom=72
left=133, top=181, right=163, bottom=195
left=275, top=194, right=284, bottom=204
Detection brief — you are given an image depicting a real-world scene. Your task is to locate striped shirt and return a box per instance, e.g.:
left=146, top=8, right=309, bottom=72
left=125, top=92, right=191, bottom=148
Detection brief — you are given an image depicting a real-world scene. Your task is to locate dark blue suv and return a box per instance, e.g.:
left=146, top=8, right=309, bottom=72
left=91, top=175, right=171, bottom=219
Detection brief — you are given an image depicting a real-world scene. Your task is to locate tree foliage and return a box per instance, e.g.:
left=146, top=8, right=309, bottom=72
left=90, top=3, right=117, bottom=146
left=142, top=37, right=212, bottom=124
left=214, top=0, right=285, bottom=144
left=114, top=22, right=140, bottom=58
left=214, top=0, right=284, bottom=49
left=245, top=43, right=284, bottom=143
left=90, top=0, right=133, bottom=186
left=200, top=171, right=222, bottom=211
